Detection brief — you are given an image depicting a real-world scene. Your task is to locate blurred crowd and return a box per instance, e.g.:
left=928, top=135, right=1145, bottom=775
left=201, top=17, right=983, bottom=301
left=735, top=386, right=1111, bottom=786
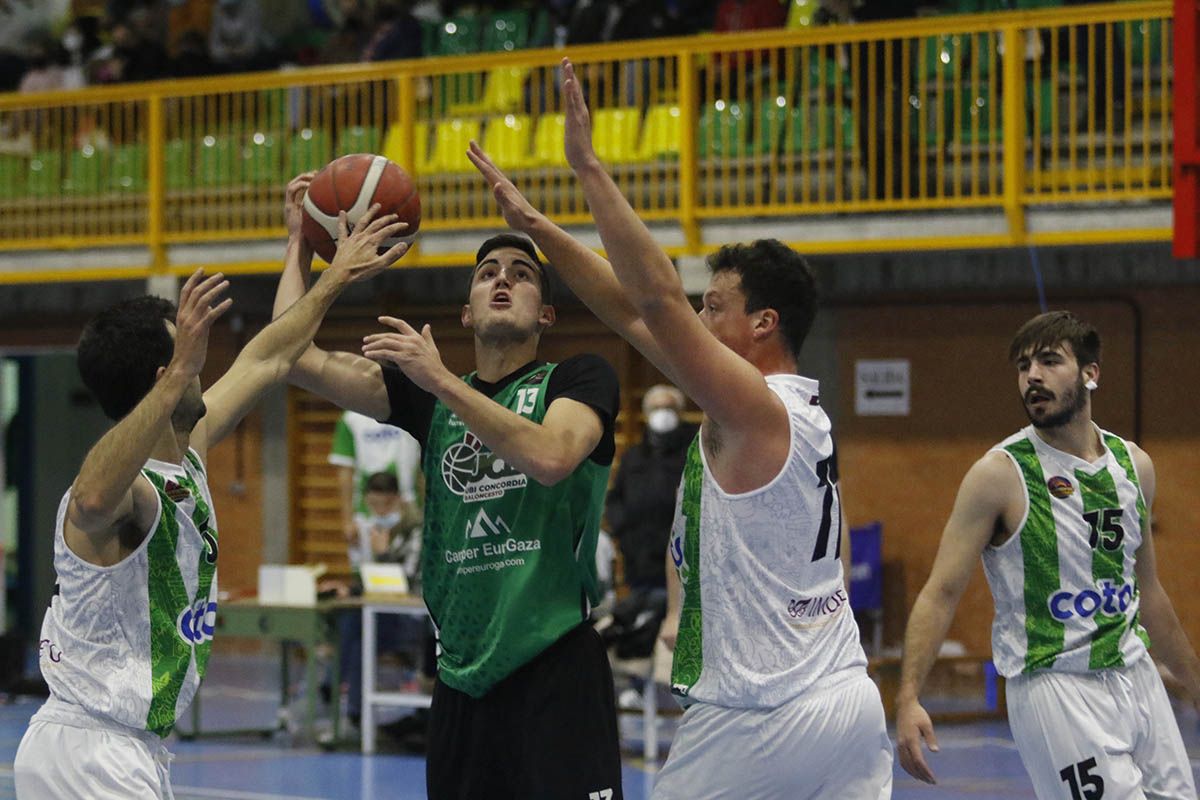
left=0, top=0, right=1094, bottom=95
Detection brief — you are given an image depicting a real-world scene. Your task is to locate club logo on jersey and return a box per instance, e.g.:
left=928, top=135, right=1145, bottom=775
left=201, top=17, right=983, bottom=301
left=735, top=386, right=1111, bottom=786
left=177, top=598, right=218, bottom=645
left=1048, top=579, right=1135, bottom=621
left=441, top=431, right=527, bottom=502
left=1047, top=476, right=1075, bottom=499
left=163, top=480, right=190, bottom=503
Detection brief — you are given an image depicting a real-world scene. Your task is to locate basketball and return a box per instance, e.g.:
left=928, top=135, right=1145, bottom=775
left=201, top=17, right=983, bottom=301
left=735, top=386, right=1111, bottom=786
left=301, top=153, right=421, bottom=263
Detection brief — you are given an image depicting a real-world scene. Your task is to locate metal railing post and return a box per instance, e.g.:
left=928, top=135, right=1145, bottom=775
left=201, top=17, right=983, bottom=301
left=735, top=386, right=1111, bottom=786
left=677, top=49, right=701, bottom=253
left=1001, top=24, right=1027, bottom=244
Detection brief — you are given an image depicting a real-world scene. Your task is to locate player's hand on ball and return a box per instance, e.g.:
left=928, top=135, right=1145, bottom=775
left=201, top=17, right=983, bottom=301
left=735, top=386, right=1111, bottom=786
left=467, top=141, right=543, bottom=233
left=325, top=205, right=410, bottom=283
left=362, top=317, right=449, bottom=393
left=284, top=171, right=317, bottom=239
left=896, top=699, right=939, bottom=784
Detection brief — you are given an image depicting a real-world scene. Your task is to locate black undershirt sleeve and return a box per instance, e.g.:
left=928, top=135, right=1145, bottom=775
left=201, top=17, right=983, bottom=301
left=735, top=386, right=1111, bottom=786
left=544, top=354, right=620, bottom=467
left=380, top=364, right=438, bottom=448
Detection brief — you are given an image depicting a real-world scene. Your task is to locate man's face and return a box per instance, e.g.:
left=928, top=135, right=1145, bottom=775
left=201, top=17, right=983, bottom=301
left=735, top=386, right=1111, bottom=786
left=697, top=271, right=755, bottom=357
left=364, top=490, right=401, bottom=518
left=462, top=246, right=553, bottom=342
left=164, top=321, right=206, bottom=432
left=1016, top=342, right=1091, bottom=429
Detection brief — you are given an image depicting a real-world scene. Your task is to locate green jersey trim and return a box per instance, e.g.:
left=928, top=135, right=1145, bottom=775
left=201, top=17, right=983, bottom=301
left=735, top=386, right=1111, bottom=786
left=1005, top=438, right=1066, bottom=672
left=1074, top=465, right=1125, bottom=669
left=671, top=435, right=705, bottom=694
left=1103, top=434, right=1152, bottom=651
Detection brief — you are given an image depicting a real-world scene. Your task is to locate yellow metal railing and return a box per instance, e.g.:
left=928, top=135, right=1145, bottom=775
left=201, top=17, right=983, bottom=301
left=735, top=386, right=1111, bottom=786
left=0, top=1, right=1173, bottom=281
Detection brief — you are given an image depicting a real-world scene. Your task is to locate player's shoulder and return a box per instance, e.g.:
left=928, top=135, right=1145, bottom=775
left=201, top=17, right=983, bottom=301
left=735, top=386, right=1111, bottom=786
left=552, top=352, right=616, bottom=376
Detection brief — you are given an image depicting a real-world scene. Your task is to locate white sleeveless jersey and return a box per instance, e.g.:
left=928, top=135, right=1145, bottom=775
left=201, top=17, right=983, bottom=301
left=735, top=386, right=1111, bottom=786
left=983, top=425, right=1149, bottom=678
left=38, top=450, right=220, bottom=736
left=669, top=374, right=866, bottom=709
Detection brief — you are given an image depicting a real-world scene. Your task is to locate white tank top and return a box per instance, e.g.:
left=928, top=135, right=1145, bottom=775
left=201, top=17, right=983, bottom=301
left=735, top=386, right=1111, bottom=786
left=669, top=374, right=866, bottom=709
left=38, top=449, right=219, bottom=736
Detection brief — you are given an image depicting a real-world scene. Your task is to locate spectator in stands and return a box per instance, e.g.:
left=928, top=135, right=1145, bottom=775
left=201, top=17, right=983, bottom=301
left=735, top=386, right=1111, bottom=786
left=601, top=384, right=696, bottom=659
left=168, top=29, right=217, bottom=78
left=209, top=0, right=273, bottom=72
left=17, top=38, right=71, bottom=94
left=318, top=0, right=371, bottom=65
left=361, top=0, right=424, bottom=62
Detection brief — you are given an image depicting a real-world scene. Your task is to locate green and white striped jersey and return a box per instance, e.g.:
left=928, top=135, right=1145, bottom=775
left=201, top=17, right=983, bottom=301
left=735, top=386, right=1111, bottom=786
left=38, top=449, right=219, bottom=737
left=984, top=425, right=1151, bottom=678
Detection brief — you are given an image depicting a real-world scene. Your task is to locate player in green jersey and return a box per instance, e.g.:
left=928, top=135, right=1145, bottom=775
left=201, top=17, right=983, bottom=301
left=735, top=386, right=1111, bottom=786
left=273, top=219, right=623, bottom=796
left=896, top=311, right=1200, bottom=799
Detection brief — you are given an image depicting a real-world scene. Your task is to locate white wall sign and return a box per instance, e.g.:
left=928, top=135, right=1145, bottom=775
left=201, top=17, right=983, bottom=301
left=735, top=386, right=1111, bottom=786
left=855, top=359, right=911, bottom=416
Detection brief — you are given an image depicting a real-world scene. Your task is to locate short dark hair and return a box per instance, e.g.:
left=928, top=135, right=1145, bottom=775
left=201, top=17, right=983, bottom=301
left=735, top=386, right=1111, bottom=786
left=1008, top=310, right=1101, bottom=366
left=364, top=471, right=400, bottom=495
left=473, top=233, right=553, bottom=305
left=708, top=239, right=818, bottom=359
left=77, top=296, right=177, bottom=420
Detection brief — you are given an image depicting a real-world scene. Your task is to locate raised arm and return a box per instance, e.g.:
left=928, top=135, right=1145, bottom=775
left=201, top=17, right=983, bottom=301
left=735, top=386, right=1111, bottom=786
left=1129, top=445, right=1200, bottom=710
left=895, top=451, right=1017, bottom=784
left=67, top=271, right=230, bottom=558
left=272, top=175, right=396, bottom=421
left=559, top=59, right=783, bottom=438
left=466, top=141, right=673, bottom=378
left=196, top=204, right=408, bottom=455
left=362, top=319, right=603, bottom=486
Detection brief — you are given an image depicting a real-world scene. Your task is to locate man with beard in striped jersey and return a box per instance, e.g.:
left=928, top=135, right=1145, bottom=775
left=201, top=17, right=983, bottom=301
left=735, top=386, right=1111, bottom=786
left=13, top=187, right=407, bottom=800
left=466, top=57, right=893, bottom=799
left=897, top=311, right=1200, bottom=799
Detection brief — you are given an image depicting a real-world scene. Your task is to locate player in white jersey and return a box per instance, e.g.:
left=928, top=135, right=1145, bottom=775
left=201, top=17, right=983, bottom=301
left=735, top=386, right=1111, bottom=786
left=896, top=311, right=1200, bottom=799
left=465, top=57, right=892, bottom=799
left=13, top=181, right=409, bottom=800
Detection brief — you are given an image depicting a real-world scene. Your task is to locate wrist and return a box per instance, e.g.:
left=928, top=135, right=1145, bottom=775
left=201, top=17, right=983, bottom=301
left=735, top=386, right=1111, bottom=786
left=573, top=156, right=605, bottom=178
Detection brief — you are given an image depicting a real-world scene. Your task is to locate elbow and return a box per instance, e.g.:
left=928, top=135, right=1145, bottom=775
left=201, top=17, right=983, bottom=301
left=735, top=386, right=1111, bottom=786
left=68, top=492, right=110, bottom=532
left=527, top=455, right=577, bottom=487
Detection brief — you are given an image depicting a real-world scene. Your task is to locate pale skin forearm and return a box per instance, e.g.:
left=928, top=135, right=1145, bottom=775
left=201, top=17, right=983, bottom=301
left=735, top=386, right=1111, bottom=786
left=70, top=368, right=193, bottom=529
left=273, top=235, right=313, bottom=320
left=1140, top=582, right=1200, bottom=699
left=426, top=371, right=588, bottom=486
left=238, top=261, right=348, bottom=381
left=897, top=584, right=962, bottom=704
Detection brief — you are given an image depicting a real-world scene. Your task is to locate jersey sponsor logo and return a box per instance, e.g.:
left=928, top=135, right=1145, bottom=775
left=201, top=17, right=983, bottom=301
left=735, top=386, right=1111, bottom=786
left=163, top=480, right=190, bottom=503
left=1048, top=579, right=1135, bottom=621
left=177, top=598, right=218, bottom=645
left=38, top=639, right=63, bottom=663
left=466, top=508, right=511, bottom=539
left=440, top=432, right=528, bottom=502
left=785, top=588, right=848, bottom=626
left=1047, top=475, right=1075, bottom=499
left=361, top=428, right=403, bottom=442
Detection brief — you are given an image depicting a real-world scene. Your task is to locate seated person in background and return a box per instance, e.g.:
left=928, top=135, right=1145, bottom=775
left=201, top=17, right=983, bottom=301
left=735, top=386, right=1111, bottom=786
left=323, top=472, right=430, bottom=740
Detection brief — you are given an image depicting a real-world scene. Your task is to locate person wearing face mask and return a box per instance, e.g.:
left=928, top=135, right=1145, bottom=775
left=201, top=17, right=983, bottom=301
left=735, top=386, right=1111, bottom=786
left=603, top=385, right=697, bottom=658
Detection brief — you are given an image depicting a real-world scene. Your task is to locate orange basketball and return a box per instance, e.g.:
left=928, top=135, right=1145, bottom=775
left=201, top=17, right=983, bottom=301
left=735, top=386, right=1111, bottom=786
left=301, top=153, right=421, bottom=263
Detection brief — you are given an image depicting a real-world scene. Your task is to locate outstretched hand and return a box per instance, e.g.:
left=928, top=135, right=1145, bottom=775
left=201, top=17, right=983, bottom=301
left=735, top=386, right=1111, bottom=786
left=170, top=269, right=232, bottom=380
left=466, top=140, right=543, bottom=233
left=284, top=171, right=317, bottom=239
left=361, top=317, right=449, bottom=393
left=896, top=699, right=940, bottom=784
left=325, top=204, right=410, bottom=284
left=561, top=58, right=600, bottom=172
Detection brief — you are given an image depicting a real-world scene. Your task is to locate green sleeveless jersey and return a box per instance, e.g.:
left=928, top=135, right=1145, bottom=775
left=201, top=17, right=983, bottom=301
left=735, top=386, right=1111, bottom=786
left=983, top=425, right=1150, bottom=678
left=421, top=362, right=609, bottom=697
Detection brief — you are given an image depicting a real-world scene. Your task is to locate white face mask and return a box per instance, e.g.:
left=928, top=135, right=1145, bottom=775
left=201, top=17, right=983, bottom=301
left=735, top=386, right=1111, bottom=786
left=646, top=408, right=680, bottom=434
left=368, top=511, right=402, bottom=530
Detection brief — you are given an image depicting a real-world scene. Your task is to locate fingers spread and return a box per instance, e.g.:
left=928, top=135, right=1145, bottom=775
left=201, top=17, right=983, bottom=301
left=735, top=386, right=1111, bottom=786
left=377, top=316, right=418, bottom=335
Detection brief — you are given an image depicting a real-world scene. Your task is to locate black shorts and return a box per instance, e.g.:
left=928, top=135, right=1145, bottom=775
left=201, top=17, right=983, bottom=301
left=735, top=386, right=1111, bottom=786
left=426, top=623, right=624, bottom=800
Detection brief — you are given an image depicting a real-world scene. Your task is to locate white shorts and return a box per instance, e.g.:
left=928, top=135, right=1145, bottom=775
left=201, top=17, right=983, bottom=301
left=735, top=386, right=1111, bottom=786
left=652, top=668, right=893, bottom=800
left=1007, top=656, right=1196, bottom=800
left=14, top=696, right=175, bottom=800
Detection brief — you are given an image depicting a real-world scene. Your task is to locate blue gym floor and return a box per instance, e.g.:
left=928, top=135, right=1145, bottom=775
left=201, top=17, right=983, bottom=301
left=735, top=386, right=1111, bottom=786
left=0, top=650, right=1196, bottom=799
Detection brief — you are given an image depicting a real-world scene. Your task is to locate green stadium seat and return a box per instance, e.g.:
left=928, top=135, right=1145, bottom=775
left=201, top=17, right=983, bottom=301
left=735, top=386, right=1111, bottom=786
left=481, top=10, right=529, bottom=53
left=196, top=134, right=241, bottom=187
left=337, top=125, right=381, bottom=156
left=289, top=128, right=331, bottom=174
left=434, top=15, right=482, bottom=56
left=1124, top=18, right=1164, bottom=68
left=592, top=108, right=641, bottom=164
left=955, top=89, right=998, bottom=143
left=244, top=131, right=283, bottom=185
left=27, top=151, right=61, bottom=197
left=258, top=88, right=289, bottom=132
left=754, top=96, right=790, bottom=155
left=481, top=114, right=534, bottom=170
left=0, top=154, right=25, bottom=199
left=698, top=101, right=749, bottom=158
left=165, top=139, right=192, bottom=190
left=636, top=104, right=682, bottom=161
left=63, top=146, right=106, bottom=195
left=110, top=143, right=146, bottom=193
